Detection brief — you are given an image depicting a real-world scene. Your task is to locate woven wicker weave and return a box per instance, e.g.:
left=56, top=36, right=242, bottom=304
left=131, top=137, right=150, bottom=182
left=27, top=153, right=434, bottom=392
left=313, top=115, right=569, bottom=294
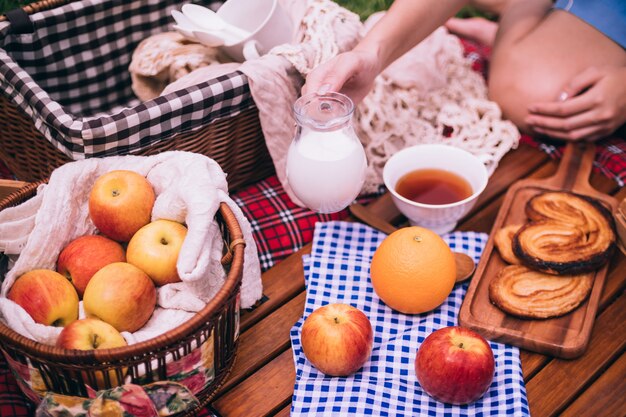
left=0, top=182, right=244, bottom=413
left=0, top=0, right=275, bottom=190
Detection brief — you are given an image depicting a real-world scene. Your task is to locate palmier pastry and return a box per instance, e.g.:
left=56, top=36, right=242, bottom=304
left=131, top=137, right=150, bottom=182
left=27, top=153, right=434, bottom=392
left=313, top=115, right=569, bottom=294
left=526, top=191, right=614, bottom=234
left=514, top=191, right=616, bottom=275
left=513, top=221, right=615, bottom=275
left=494, top=224, right=523, bottom=265
left=489, top=265, right=593, bottom=319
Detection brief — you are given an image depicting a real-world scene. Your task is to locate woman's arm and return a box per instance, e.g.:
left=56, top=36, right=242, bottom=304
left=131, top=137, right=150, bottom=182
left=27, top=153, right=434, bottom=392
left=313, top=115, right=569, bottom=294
left=355, top=0, right=469, bottom=71
left=303, top=0, right=468, bottom=103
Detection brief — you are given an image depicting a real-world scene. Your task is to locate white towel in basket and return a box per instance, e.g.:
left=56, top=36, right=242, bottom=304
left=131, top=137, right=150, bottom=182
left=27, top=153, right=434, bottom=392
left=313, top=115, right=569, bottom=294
left=0, top=151, right=262, bottom=345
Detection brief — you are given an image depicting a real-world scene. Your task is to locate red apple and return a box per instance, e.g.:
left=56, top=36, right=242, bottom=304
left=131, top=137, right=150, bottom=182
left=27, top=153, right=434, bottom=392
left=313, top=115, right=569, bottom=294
left=126, top=220, right=187, bottom=286
left=88, top=170, right=155, bottom=242
left=300, top=303, right=373, bottom=376
left=56, top=318, right=128, bottom=389
left=415, top=326, right=495, bottom=405
left=57, top=234, right=126, bottom=298
left=82, top=262, right=156, bottom=333
left=7, top=269, right=79, bottom=326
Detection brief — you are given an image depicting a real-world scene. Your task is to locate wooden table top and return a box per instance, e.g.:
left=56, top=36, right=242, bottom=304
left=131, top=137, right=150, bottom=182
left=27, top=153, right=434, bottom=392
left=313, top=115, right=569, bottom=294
left=0, top=143, right=622, bottom=417
left=209, top=143, right=625, bottom=417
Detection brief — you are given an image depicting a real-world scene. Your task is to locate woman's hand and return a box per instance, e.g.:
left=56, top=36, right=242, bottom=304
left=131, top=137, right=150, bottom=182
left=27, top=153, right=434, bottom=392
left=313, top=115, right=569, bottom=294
left=302, top=49, right=382, bottom=105
left=302, top=0, right=468, bottom=105
left=525, top=66, right=626, bottom=141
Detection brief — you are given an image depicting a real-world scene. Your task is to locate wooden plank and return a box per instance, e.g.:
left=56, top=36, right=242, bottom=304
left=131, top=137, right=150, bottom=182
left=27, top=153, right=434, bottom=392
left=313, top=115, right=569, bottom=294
left=459, top=162, right=557, bottom=233
left=520, top=252, right=626, bottom=380
left=0, top=179, right=28, bottom=202
left=474, top=144, right=549, bottom=208
left=460, top=159, right=618, bottom=234
left=212, top=350, right=295, bottom=417
left=525, top=293, right=626, bottom=417
left=274, top=404, right=292, bottom=417
left=240, top=245, right=309, bottom=331
left=365, top=192, right=403, bottom=227
left=615, top=185, right=626, bottom=201
left=519, top=185, right=625, bottom=379
left=218, top=292, right=305, bottom=393
left=560, top=351, right=626, bottom=417
left=219, top=146, right=624, bottom=417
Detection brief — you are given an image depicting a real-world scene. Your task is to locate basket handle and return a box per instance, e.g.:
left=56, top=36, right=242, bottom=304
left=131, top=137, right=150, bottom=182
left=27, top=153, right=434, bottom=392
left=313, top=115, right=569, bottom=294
left=0, top=0, right=73, bottom=22
left=221, top=238, right=246, bottom=265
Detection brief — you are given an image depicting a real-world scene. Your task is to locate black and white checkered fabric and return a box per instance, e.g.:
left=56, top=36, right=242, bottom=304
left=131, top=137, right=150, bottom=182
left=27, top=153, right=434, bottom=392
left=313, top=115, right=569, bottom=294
left=0, top=0, right=254, bottom=159
left=291, top=222, right=530, bottom=416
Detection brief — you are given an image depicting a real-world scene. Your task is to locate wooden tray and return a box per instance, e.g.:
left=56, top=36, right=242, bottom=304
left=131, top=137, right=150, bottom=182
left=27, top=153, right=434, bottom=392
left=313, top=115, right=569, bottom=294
left=458, top=142, right=618, bottom=359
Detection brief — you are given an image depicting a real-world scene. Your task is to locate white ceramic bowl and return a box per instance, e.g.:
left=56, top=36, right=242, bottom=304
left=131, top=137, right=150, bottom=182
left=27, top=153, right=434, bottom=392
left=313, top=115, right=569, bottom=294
left=383, top=144, right=489, bottom=234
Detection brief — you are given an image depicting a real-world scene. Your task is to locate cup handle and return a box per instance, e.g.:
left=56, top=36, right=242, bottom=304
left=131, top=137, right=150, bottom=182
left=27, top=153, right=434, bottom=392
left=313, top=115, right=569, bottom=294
left=242, top=40, right=262, bottom=61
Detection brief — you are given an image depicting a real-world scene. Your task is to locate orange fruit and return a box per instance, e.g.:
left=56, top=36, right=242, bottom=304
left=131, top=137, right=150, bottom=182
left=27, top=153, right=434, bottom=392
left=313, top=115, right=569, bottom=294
left=370, top=226, right=456, bottom=314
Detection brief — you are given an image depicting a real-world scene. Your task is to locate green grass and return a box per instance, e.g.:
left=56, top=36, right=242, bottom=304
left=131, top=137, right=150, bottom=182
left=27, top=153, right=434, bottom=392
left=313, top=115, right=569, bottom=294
left=0, top=1, right=31, bottom=14
left=0, top=0, right=395, bottom=17
left=336, top=0, right=494, bottom=21
left=0, top=1, right=492, bottom=23
left=0, top=1, right=395, bottom=18
left=335, top=0, right=394, bottom=21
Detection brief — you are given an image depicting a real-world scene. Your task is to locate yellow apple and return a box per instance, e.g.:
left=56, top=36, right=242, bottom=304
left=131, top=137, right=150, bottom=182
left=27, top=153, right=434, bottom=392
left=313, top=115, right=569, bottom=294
left=126, top=220, right=187, bottom=286
left=56, top=318, right=128, bottom=389
left=7, top=269, right=79, bottom=327
left=83, top=262, right=156, bottom=333
left=88, top=170, right=155, bottom=242
left=57, top=234, right=126, bottom=298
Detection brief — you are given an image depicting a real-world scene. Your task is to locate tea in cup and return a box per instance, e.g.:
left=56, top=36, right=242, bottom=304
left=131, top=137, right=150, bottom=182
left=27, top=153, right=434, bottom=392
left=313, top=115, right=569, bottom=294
left=383, top=144, right=489, bottom=234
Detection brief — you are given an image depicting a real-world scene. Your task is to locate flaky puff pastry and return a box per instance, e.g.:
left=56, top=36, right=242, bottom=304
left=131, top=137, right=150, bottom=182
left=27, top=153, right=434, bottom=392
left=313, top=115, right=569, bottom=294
left=526, top=191, right=614, bottom=234
left=514, top=192, right=616, bottom=275
left=494, top=224, right=523, bottom=265
left=489, top=265, right=593, bottom=319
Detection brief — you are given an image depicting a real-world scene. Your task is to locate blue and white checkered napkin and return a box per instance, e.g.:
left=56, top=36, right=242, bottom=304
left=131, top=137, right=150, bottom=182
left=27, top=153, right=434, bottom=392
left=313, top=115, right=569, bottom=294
left=290, top=221, right=530, bottom=416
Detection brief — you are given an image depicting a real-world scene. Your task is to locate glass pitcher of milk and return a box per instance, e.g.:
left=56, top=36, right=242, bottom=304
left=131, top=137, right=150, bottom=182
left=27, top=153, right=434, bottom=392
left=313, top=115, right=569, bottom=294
left=286, top=92, right=367, bottom=213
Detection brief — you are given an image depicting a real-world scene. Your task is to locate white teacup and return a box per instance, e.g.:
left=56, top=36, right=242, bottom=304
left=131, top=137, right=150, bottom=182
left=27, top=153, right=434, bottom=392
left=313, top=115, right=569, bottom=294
left=383, top=144, right=489, bottom=234
left=217, top=0, right=293, bottom=62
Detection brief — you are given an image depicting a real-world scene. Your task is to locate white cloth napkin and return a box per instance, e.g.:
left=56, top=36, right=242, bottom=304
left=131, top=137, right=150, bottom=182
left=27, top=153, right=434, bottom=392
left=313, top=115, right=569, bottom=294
left=291, top=222, right=529, bottom=416
left=0, top=151, right=262, bottom=345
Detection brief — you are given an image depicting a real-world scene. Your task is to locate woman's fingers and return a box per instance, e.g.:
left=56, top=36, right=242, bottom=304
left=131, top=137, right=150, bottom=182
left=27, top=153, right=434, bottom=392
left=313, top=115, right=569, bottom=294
left=527, top=92, right=595, bottom=117
left=525, top=107, right=600, bottom=132
left=528, top=67, right=606, bottom=116
left=302, top=62, right=337, bottom=96
left=532, top=122, right=610, bottom=142
left=303, top=54, right=360, bottom=96
left=302, top=50, right=381, bottom=105
left=559, top=66, right=605, bottom=102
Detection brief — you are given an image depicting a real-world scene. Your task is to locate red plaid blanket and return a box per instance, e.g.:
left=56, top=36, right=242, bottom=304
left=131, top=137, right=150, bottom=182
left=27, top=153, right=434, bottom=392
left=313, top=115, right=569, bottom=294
left=232, top=175, right=354, bottom=270
left=0, top=38, right=623, bottom=417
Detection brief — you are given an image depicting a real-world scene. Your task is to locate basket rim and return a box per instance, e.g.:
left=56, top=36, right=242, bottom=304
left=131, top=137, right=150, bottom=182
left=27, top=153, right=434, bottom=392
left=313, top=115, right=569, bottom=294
left=0, top=180, right=245, bottom=363
left=0, top=0, right=74, bottom=21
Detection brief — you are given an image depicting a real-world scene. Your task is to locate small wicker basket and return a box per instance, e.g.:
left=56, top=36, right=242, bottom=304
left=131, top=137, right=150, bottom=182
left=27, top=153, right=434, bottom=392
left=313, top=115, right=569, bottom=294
left=0, top=0, right=275, bottom=190
left=0, top=182, right=245, bottom=414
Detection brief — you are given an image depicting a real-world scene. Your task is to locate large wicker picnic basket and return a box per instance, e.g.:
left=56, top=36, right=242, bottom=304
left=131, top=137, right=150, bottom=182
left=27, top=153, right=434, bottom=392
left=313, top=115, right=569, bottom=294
left=0, top=0, right=274, bottom=190
left=0, top=181, right=245, bottom=414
